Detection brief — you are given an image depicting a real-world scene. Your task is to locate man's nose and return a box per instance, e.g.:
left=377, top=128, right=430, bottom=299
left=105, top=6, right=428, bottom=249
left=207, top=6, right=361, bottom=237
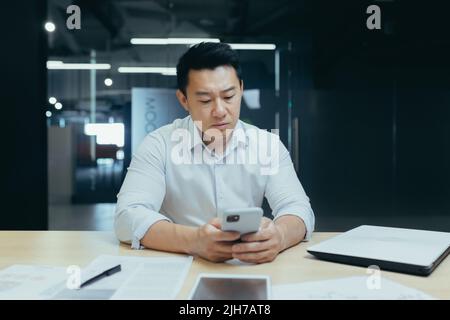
left=212, top=99, right=227, bottom=117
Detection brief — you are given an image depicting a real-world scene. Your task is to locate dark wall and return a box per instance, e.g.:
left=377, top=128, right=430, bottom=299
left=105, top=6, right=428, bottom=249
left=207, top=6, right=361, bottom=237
left=396, top=73, right=450, bottom=218
left=294, top=58, right=396, bottom=231
left=289, top=0, right=450, bottom=232
left=0, top=1, right=47, bottom=229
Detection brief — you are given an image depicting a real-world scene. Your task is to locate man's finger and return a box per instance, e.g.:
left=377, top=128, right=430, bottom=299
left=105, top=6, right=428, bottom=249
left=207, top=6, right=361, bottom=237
left=214, top=230, right=241, bottom=241
left=232, top=240, right=270, bottom=253
left=209, top=217, right=222, bottom=229
left=241, top=228, right=272, bottom=242
left=215, top=241, right=236, bottom=254
left=206, top=218, right=240, bottom=241
left=232, top=250, right=268, bottom=263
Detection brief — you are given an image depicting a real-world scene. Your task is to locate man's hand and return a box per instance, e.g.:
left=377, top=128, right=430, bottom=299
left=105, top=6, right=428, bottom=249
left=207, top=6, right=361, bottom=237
left=231, top=217, right=285, bottom=264
left=190, top=217, right=241, bottom=262
left=142, top=215, right=305, bottom=264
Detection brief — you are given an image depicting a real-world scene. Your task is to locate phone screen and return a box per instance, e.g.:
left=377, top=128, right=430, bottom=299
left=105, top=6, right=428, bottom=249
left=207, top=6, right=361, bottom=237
left=190, top=277, right=269, bottom=300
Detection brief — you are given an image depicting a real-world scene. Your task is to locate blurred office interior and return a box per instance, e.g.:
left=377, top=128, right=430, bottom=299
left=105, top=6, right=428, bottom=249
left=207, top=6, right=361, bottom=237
left=1, top=0, right=449, bottom=232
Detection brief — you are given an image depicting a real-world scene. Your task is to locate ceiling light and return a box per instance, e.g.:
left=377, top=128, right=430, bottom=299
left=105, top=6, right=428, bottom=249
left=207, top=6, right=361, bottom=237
left=117, top=67, right=176, bottom=74
left=227, top=43, right=276, bottom=50
left=47, top=61, right=111, bottom=70
left=130, top=38, right=220, bottom=45
left=45, top=22, right=56, bottom=32
left=104, top=78, right=113, bottom=86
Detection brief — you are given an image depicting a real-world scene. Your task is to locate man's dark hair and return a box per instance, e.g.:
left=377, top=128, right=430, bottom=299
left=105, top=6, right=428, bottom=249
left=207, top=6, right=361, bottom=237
left=176, top=42, right=242, bottom=96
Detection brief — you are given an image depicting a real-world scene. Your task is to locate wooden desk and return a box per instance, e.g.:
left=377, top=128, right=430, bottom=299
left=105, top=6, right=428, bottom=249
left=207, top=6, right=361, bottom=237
left=0, top=231, right=448, bottom=299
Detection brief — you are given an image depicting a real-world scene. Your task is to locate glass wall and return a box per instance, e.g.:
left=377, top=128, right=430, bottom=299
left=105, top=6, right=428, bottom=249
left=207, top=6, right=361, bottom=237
left=46, top=0, right=450, bottom=232
left=46, top=0, right=286, bottom=230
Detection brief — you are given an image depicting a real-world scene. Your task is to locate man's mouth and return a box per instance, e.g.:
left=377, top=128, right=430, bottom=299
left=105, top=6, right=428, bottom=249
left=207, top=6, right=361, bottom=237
left=211, top=122, right=229, bottom=129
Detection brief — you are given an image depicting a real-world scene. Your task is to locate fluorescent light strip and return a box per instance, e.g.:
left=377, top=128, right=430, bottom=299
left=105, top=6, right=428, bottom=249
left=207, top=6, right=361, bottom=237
left=118, top=67, right=176, bottom=74
left=47, top=61, right=111, bottom=70
left=130, top=38, right=220, bottom=45
left=161, top=72, right=177, bottom=76
left=228, top=43, right=276, bottom=50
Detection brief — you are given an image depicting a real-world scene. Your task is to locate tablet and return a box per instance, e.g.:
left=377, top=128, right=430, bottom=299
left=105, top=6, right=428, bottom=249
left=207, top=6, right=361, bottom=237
left=189, top=274, right=271, bottom=300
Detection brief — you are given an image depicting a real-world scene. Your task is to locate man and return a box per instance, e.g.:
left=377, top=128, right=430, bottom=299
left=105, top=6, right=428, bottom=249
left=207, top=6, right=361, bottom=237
left=115, top=42, right=314, bottom=263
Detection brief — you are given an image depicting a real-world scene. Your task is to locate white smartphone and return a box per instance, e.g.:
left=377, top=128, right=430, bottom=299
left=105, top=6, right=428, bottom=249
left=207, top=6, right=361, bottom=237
left=221, top=207, right=263, bottom=235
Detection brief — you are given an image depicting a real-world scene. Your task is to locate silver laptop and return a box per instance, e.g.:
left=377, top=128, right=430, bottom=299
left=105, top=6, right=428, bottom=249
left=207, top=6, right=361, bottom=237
left=307, top=225, right=450, bottom=276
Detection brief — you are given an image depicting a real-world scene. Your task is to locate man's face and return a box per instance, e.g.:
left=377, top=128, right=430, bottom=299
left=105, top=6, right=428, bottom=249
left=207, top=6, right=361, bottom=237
left=176, top=66, right=243, bottom=142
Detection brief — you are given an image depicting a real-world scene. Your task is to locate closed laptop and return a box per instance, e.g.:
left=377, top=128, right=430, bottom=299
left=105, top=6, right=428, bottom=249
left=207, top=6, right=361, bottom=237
left=307, top=225, right=450, bottom=276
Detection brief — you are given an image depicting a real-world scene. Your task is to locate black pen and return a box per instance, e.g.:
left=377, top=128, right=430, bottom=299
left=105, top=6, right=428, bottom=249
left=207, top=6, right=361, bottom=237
left=79, top=264, right=122, bottom=288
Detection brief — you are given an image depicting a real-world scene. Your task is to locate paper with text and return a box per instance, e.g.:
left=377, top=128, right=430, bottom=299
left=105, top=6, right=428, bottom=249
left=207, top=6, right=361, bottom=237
left=53, top=254, right=193, bottom=300
left=272, top=276, right=435, bottom=300
left=0, top=265, right=67, bottom=299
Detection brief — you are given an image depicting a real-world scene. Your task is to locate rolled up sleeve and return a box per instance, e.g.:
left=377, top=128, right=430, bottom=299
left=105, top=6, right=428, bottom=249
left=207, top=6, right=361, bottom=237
left=114, top=133, right=171, bottom=249
left=264, top=138, right=315, bottom=241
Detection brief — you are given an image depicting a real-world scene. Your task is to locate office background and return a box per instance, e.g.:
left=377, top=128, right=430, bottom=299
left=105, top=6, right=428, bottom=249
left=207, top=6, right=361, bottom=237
left=1, top=0, right=449, bottom=233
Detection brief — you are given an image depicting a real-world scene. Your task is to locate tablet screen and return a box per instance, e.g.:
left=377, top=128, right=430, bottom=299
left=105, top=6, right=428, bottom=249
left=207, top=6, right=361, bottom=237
left=190, top=276, right=269, bottom=300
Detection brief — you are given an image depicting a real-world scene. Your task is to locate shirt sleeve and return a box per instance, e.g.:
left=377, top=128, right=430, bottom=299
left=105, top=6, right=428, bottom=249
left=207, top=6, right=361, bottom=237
left=264, top=136, right=315, bottom=241
left=114, top=132, right=172, bottom=249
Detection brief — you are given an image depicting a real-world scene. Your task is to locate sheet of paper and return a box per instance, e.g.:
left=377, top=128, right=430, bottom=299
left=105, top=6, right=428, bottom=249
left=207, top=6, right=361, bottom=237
left=272, top=276, right=435, bottom=300
left=0, top=265, right=67, bottom=300
left=111, top=255, right=193, bottom=300
left=52, top=254, right=193, bottom=300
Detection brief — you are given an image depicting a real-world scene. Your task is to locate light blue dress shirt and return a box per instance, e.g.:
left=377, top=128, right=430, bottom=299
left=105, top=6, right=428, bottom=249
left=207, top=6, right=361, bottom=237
left=115, top=115, right=315, bottom=249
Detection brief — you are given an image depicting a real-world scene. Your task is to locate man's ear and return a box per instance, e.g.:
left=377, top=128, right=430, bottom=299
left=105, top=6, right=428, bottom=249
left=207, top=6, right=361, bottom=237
left=240, top=80, right=244, bottom=92
left=176, top=89, right=189, bottom=112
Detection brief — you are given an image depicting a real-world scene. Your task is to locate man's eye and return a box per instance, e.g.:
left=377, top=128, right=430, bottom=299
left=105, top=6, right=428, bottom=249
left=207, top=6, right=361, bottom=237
left=224, top=95, right=235, bottom=100
left=200, top=100, right=211, bottom=104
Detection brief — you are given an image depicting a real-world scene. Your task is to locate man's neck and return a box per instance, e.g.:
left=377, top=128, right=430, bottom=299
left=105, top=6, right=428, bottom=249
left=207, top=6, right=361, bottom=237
left=201, top=128, right=234, bottom=155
